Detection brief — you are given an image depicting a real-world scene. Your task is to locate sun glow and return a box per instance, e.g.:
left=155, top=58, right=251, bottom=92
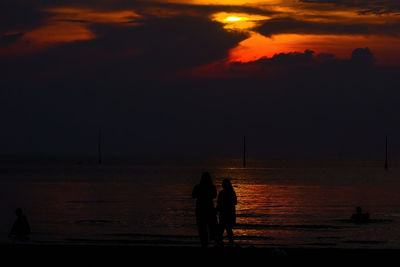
left=226, top=16, right=243, bottom=22
left=212, top=12, right=269, bottom=30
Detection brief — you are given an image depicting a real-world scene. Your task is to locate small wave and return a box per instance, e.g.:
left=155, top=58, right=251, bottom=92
left=333, top=219, right=392, bottom=224
left=237, top=213, right=302, bottom=218
left=75, top=220, right=125, bottom=226
left=234, top=223, right=345, bottom=230
left=307, top=243, right=337, bottom=247
left=64, top=237, right=198, bottom=246
left=67, top=200, right=121, bottom=204
left=342, top=240, right=386, bottom=244
left=105, top=233, right=274, bottom=241
left=105, top=233, right=198, bottom=239
left=237, top=214, right=272, bottom=218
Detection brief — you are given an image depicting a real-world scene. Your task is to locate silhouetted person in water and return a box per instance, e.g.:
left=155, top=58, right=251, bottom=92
left=9, top=208, right=31, bottom=241
left=351, top=206, right=370, bottom=224
left=217, top=178, right=237, bottom=247
left=192, top=172, right=218, bottom=247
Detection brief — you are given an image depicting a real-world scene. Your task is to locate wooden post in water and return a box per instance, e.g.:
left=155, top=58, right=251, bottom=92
left=98, top=128, right=102, bottom=165
left=385, top=136, right=388, bottom=170
left=243, top=135, right=246, bottom=168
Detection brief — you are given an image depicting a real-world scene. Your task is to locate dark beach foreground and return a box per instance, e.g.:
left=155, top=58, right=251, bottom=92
left=2, top=243, right=400, bottom=259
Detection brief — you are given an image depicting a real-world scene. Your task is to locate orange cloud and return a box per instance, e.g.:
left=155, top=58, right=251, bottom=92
left=228, top=32, right=400, bottom=65
left=0, top=7, right=142, bottom=56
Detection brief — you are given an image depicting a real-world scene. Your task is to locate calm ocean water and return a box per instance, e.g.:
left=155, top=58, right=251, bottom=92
left=1, top=158, right=400, bottom=248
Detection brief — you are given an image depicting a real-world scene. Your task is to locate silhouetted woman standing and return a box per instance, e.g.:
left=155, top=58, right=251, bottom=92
left=217, top=179, right=237, bottom=246
left=192, top=172, right=217, bottom=247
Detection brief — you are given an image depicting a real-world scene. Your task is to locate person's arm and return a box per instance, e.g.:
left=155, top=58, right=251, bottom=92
left=216, top=192, right=221, bottom=212
left=212, top=186, right=217, bottom=199
left=233, top=191, right=237, bottom=205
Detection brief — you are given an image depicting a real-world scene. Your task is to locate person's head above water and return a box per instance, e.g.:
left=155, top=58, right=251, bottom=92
left=15, top=208, right=23, bottom=217
left=222, top=178, right=233, bottom=191
left=200, top=172, right=213, bottom=186
left=356, top=206, right=362, bottom=214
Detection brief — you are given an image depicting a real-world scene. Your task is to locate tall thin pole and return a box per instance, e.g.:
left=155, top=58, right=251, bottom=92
left=98, top=128, right=102, bottom=165
left=385, top=135, right=388, bottom=170
left=243, top=135, right=246, bottom=168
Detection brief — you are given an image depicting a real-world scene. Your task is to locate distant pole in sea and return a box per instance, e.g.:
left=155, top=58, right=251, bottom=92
left=98, top=128, right=102, bottom=165
left=385, top=136, right=388, bottom=170
left=243, top=135, right=246, bottom=168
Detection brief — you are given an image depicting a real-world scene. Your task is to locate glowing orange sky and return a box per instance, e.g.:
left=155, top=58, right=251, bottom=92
left=228, top=32, right=400, bottom=65
left=1, top=0, right=400, bottom=65
left=209, top=2, right=400, bottom=65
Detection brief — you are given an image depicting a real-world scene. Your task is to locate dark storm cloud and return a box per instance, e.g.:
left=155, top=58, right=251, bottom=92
left=299, top=0, right=400, bottom=15
left=202, top=48, right=373, bottom=79
left=43, top=0, right=277, bottom=16
left=86, top=15, right=248, bottom=73
left=256, top=17, right=400, bottom=37
left=0, top=32, right=24, bottom=44
left=0, top=1, right=49, bottom=34
left=235, top=49, right=318, bottom=67
left=0, top=15, right=248, bottom=82
left=0, top=0, right=275, bottom=41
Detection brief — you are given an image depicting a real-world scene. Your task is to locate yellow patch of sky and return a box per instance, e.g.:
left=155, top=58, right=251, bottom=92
left=205, top=0, right=400, bottom=64
left=212, top=12, right=269, bottom=30
left=165, top=0, right=284, bottom=5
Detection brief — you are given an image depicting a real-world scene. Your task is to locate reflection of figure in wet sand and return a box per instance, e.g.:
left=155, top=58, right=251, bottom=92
left=217, top=178, right=237, bottom=247
left=351, top=206, right=370, bottom=224
left=192, top=172, right=218, bottom=248
left=9, top=208, right=31, bottom=241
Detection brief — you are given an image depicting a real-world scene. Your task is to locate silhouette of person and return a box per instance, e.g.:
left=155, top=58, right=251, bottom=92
left=216, top=178, right=237, bottom=247
left=9, top=208, right=31, bottom=241
left=192, top=172, right=218, bottom=247
left=351, top=206, right=370, bottom=224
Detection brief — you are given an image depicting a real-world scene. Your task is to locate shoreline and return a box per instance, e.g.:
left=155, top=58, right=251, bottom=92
left=2, top=242, right=400, bottom=255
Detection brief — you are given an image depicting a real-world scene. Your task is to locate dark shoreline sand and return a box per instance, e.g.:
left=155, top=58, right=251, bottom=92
left=2, top=243, right=400, bottom=257
left=2, top=243, right=399, bottom=267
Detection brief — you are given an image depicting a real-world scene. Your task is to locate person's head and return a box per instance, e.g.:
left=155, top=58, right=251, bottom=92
left=200, top=172, right=212, bottom=186
left=15, top=208, right=23, bottom=217
left=222, top=178, right=233, bottom=191
left=356, top=207, right=362, bottom=214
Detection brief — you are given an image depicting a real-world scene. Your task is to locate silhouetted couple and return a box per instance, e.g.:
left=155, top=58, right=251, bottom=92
left=192, top=172, right=237, bottom=247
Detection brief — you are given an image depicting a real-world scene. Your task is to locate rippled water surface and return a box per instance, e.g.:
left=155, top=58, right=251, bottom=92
left=1, top=158, right=400, bottom=248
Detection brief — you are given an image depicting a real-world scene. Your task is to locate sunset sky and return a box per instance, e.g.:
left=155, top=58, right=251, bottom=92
left=2, top=0, right=400, bottom=63
left=1, top=0, right=400, bottom=159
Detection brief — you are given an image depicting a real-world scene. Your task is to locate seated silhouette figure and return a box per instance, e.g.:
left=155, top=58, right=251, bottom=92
left=351, top=206, right=370, bottom=224
left=9, top=208, right=31, bottom=241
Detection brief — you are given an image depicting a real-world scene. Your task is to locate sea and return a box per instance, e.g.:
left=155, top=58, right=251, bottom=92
left=1, top=157, right=400, bottom=249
